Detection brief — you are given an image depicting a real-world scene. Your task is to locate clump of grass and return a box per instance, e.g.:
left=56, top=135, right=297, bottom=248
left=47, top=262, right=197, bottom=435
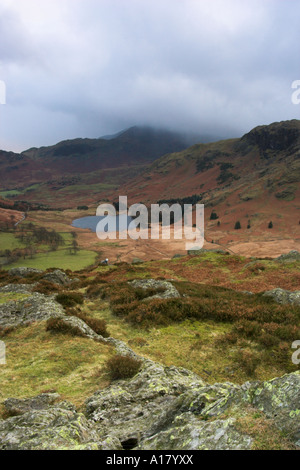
left=128, top=337, right=148, bottom=347
left=234, top=349, right=260, bottom=376
left=0, top=326, right=16, bottom=337
left=235, top=409, right=297, bottom=450
left=55, top=292, right=84, bottom=307
left=106, top=354, right=142, bottom=380
left=46, top=317, right=84, bottom=337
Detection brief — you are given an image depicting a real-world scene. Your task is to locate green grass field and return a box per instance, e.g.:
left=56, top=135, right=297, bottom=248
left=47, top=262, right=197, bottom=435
left=2, top=249, right=98, bottom=271
left=0, top=232, right=25, bottom=251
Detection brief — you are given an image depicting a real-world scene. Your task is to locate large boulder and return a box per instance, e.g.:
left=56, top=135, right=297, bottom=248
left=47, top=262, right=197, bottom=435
left=263, top=288, right=300, bottom=305
left=42, top=269, right=73, bottom=286
left=0, top=289, right=65, bottom=328
left=129, top=279, right=180, bottom=300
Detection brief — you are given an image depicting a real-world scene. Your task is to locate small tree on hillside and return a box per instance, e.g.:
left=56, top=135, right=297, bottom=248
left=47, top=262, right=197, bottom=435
left=268, top=221, right=273, bottom=229
left=234, top=221, right=241, bottom=230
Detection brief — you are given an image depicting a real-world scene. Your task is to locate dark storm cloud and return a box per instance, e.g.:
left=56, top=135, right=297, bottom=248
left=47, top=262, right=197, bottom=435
left=0, top=0, right=299, bottom=151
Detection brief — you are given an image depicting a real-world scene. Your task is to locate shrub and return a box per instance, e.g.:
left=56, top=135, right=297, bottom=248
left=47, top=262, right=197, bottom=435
left=258, top=333, right=280, bottom=348
left=233, top=320, right=261, bottom=338
left=34, top=280, right=61, bottom=295
left=217, top=332, right=239, bottom=346
left=106, top=355, right=142, bottom=380
left=0, top=326, right=16, bottom=337
left=55, top=292, right=84, bottom=307
left=234, top=221, right=241, bottom=230
left=86, top=284, right=104, bottom=298
left=81, top=316, right=109, bottom=337
left=46, top=317, right=84, bottom=337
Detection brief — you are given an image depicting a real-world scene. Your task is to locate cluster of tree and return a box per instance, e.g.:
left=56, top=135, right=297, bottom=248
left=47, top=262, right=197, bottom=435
left=217, top=162, right=240, bottom=185
left=16, top=225, right=65, bottom=251
left=0, top=200, right=63, bottom=212
left=0, top=248, right=23, bottom=265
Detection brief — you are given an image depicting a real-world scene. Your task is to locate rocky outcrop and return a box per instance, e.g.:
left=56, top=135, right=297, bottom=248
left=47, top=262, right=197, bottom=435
left=263, top=288, right=300, bottom=305
left=129, top=279, right=180, bottom=300
left=0, top=400, right=121, bottom=450
left=276, top=250, right=300, bottom=263
left=4, top=393, right=60, bottom=417
left=85, top=360, right=202, bottom=445
left=1, top=365, right=299, bottom=450
left=7, top=267, right=74, bottom=285
left=42, top=269, right=73, bottom=286
left=0, top=289, right=65, bottom=328
left=8, top=267, right=43, bottom=277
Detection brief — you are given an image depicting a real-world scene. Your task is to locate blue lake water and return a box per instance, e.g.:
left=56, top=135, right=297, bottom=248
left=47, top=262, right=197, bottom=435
left=72, top=215, right=134, bottom=232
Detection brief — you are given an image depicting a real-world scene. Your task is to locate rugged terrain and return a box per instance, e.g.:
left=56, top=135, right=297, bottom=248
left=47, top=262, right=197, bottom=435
left=0, top=254, right=299, bottom=450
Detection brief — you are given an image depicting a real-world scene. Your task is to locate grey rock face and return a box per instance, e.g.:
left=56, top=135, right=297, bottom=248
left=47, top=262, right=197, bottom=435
left=85, top=360, right=203, bottom=444
left=4, top=393, right=61, bottom=416
left=0, top=284, right=33, bottom=294
left=0, top=290, right=65, bottom=328
left=263, top=288, right=300, bottom=305
left=250, top=372, right=300, bottom=446
left=141, top=416, right=253, bottom=450
left=0, top=401, right=121, bottom=450
left=129, top=279, right=180, bottom=300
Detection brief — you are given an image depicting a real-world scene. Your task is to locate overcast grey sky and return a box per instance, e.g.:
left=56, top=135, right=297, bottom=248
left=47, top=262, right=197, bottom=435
left=0, top=0, right=299, bottom=152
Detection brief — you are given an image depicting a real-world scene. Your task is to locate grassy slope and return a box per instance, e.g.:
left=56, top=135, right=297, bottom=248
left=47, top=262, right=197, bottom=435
left=0, top=321, right=113, bottom=413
